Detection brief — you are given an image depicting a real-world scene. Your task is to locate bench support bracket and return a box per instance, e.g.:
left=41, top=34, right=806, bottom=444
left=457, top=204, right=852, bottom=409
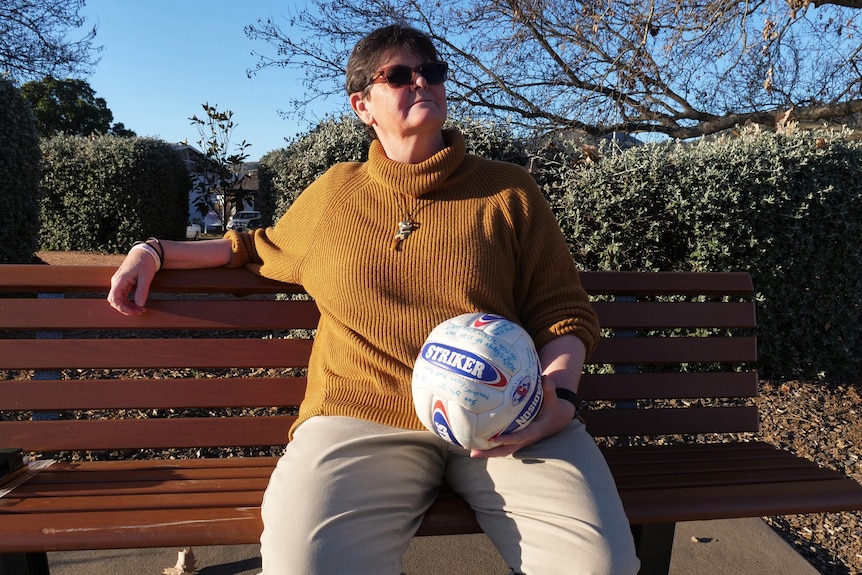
left=631, top=522, right=675, bottom=575
left=0, top=552, right=50, bottom=575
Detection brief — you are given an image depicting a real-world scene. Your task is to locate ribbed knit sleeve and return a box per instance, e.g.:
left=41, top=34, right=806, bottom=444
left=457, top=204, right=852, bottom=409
left=224, top=162, right=369, bottom=283
left=493, top=164, right=600, bottom=356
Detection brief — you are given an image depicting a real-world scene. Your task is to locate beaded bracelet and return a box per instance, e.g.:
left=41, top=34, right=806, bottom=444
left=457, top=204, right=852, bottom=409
left=129, top=241, right=162, bottom=271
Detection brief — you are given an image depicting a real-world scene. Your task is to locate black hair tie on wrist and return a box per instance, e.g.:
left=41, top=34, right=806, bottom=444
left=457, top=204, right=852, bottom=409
left=146, top=237, right=164, bottom=263
left=554, top=388, right=582, bottom=419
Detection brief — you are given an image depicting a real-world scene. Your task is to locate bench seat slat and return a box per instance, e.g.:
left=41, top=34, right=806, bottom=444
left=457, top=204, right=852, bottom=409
left=620, top=478, right=862, bottom=524
left=601, top=442, right=796, bottom=463
left=5, top=457, right=824, bottom=513
left=0, top=378, right=306, bottom=410
left=19, top=458, right=280, bottom=481
left=583, top=406, right=759, bottom=436
left=613, top=467, right=841, bottom=491
left=0, top=417, right=294, bottom=452
left=0, top=299, right=320, bottom=330
left=6, top=478, right=270, bottom=501
left=7, top=476, right=862, bottom=552
left=0, top=339, right=313, bottom=370
left=16, top=464, right=835, bottom=507
left=7, top=475, right=271, bottom=499
left=35, top=457, right=279, bottom=471
left=2, top=491, right=267, bottom=514
left=0, top=507, right=265, bottom=551
left=0, top=495, right=478, bottom=552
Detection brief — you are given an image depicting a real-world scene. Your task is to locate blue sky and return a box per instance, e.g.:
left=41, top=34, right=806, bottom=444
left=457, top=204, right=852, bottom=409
left=81, top=0, right=348, bottom=161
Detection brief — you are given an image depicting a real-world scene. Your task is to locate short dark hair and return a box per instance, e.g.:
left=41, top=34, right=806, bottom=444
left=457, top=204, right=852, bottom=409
left=345, top=24, right=440, bottom=96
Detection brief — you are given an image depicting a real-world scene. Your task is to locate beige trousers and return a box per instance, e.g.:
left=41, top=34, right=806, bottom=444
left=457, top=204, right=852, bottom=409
left=259, top=416, right=639, bottom=575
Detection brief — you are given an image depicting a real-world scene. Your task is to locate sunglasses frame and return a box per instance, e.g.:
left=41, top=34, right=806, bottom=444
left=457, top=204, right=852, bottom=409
left=367, top=62, right=449, bottom=89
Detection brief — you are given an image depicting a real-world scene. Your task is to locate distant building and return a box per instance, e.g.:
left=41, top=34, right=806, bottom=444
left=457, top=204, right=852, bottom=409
left=233, top=170, right=259, bottom=213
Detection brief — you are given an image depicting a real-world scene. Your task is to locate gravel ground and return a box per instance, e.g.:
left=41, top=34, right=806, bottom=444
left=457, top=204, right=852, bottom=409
left=756, top=380, right=862, bottom=574
left=25, top=252, right=862, bottom=574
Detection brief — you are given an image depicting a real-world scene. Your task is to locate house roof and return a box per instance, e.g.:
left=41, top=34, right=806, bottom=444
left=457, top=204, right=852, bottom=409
left=238, top=171, right=259, bottom=192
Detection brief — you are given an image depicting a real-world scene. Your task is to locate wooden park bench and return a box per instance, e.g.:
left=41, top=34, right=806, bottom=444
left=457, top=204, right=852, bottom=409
left=2, top=264, right=862, bottom=575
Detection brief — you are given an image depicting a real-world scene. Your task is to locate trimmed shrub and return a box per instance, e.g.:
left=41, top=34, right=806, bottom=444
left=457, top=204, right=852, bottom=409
left=261, top=115, right=372, bottom=219
left=547, top=130, right=862, bottom=381
left=0, top=78, right=42, bottom=263
left=40, top=135, right=191, bottom=252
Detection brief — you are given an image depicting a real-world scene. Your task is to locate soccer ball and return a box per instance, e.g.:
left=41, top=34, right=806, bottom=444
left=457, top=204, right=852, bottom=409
left=411, top=313, right=543, bottom=450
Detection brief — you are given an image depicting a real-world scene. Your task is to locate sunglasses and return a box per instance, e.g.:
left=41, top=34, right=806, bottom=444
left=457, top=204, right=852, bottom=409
left=367, top=62, right=449, bottom=88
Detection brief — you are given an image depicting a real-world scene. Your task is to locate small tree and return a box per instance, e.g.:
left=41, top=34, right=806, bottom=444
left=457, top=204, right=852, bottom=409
left=20, top=76, right=135, bottom=137
left=187, top=103, right=251, bottom=225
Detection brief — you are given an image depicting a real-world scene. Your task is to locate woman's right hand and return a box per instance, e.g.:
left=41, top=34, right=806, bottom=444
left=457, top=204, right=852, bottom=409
left=107, top=249, right=158, bottom=316
left=106, top=237, right=234, bottom=315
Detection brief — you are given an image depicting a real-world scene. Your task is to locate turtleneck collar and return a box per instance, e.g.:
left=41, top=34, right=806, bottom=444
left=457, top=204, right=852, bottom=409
left=367, top=129, right=467, bottom=198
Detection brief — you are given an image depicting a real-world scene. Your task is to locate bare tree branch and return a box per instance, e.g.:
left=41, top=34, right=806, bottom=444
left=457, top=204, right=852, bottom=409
left=244, top=0, right=862, bottom=139
left=0, top=0, right=100, bottom=82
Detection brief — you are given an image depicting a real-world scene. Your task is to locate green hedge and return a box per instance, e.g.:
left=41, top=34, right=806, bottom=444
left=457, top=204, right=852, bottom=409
left=0, top=78, right=42, bottom=263
left=261, top=116, right=371, bottom=220
left=39, top=135, right=191, bottom=252
left=550, top=130, right=862, bottom=381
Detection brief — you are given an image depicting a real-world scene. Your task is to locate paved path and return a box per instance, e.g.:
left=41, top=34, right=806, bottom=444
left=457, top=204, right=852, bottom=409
left=47, top=517, right=818, bottom=574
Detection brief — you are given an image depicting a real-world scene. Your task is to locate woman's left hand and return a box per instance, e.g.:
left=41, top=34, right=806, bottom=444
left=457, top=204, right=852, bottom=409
left=469, top=374, right=576, bottom=458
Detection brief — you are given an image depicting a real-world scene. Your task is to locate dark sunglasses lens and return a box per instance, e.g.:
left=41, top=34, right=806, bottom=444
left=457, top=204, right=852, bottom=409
left=420, top=63, right=448, bottom=84
left=384, top=67, right=415, bottom=86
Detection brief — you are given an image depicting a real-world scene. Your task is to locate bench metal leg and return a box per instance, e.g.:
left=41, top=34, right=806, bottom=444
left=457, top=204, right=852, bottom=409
left=0, top=552, right=50, bottom=575
left=632, top=523, right=675, bottom=575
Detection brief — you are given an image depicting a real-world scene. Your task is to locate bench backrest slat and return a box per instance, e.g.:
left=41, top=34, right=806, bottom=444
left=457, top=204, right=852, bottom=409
left=1, top=267, right=754, bottom=295
left=0, top=335, right=754, bottom=372
left=592, top=301, right=756, bottom=329
left=578, top=372, right=759, bottom=401
left=0, top=299, right=320, bottom=330
left=1, top=417, right=296, bottom=452
left=0, top=338, right=313, bottom=370
left=0, top=378, right=305, bottom=410
left=0, top=299, right=752, bottom=331
left=590, top=337, right=757, bottom=364
left=578, top=271, right=754, bottom=296
left=0, top=265, right=294, bottom=295
left=584, top=406, right=760, bottom=437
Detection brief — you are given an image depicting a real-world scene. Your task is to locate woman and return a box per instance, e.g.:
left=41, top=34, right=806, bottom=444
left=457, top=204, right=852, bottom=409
left=108, top=24, right=639, bottom=575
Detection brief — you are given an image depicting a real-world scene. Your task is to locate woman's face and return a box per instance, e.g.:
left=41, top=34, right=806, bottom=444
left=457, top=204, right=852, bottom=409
left=351, top=48, right=447, bottom=149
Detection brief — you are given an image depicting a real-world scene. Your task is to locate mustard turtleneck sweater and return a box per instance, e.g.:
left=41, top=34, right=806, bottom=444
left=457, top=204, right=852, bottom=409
left=225, top=129, right=599, bottom=436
